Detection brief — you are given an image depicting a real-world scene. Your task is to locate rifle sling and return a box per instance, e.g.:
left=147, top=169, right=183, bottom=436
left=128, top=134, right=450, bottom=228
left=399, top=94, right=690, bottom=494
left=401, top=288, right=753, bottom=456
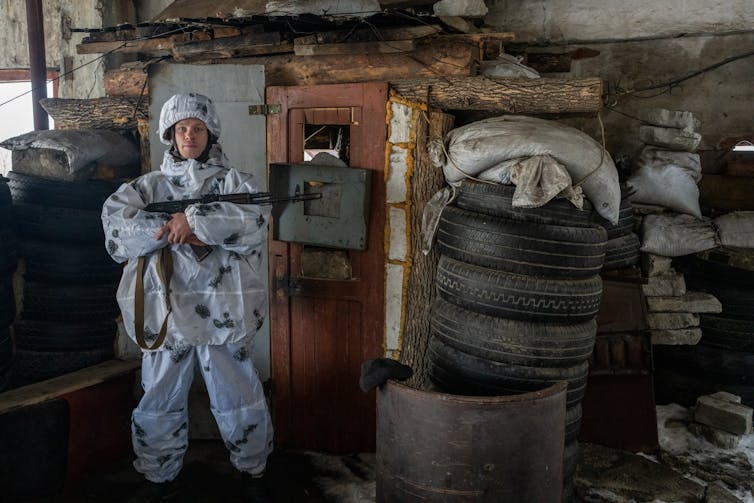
left=134, top=247, right=173, bottom=350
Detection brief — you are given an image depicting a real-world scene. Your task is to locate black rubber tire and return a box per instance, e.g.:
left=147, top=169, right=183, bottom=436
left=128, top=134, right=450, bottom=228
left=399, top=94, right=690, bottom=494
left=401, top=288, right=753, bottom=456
left=0, top=276, right=16, bottom=328
left=654, top=344, right=754, bottom=386
left=676, top=255, right=754, bottom=290
left=11, top=346, right=113, bottom=386
left=700, top=315, right=754, bottom=352
left=454, top=181, right=595, bottom=227
left=0, top=229, right=18, bottom=276
left=428, top=336, right=589, bottom=407
left=0, top=177, right=11, bottom=228
left=12, top=202, right=105, bottom=243
left=15, top=318, right=116, bottom=351
left=602, top=233, right=641, bottom=271
left=565, top=404, right=582, bottom=444
left=21, top=239, right=122, bottom=284
left=430, top=297, right=596, bottom=367
left=22, top=281, right=119, bottom=322
left=437, top=206, right=607, bottom=278
left=436, top=255, right=602, bottom=323
left=596, top=196, right=635, bottom=239
left=6, top=171, right=119, bottom=210
left=0, top=327, right=12, bottom=373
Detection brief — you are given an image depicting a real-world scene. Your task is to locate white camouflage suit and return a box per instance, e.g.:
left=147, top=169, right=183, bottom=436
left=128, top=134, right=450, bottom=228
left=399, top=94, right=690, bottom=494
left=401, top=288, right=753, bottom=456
left=101, top=93, right=273, bottom=483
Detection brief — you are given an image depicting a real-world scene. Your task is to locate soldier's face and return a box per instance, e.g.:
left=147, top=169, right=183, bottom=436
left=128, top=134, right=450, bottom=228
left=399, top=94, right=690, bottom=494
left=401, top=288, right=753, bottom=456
left=174, top=118, right=209, bottom=160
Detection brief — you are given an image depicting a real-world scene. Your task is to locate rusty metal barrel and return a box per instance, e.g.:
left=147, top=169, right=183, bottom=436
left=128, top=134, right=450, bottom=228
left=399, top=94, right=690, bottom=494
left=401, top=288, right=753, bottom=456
left=376, top=380, right=567, bottom=502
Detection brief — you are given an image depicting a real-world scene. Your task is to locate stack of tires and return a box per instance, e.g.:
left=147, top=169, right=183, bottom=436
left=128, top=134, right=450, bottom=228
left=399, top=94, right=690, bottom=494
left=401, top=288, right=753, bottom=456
left=428, top=181, right=606, bottom=501
left=597, top=191, right=641, bottom=271
left=0, top=176, right=17, bottom=391
left=7, top=172, right=122, bottom=387
left=655, top=252, right=754, bottom=406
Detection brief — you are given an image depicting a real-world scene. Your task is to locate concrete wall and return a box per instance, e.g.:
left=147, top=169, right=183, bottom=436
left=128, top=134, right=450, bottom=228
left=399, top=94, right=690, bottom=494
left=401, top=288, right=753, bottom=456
left=485, top=0, right=754, bottom=158
left=0, top=0, right=138, bottom=99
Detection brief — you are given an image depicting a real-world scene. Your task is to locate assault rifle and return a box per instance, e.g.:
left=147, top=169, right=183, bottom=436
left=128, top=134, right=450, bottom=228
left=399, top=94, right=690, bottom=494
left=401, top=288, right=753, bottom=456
left=145, top=191, right=321, bottom=261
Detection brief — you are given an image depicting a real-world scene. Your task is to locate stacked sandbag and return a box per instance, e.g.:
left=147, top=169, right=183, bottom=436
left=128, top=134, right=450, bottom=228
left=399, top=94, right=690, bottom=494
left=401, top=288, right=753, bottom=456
left=628, top=108, right=703, bottom=219
left=0, top=176, right=17, bottom=391
left=428, top=180, right=606, bottom=501
left=0, top=129, right=137, bottom=387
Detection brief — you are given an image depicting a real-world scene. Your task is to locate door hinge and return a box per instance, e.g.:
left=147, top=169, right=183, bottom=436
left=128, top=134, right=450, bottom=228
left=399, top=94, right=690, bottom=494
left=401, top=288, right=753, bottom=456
left=249, top=104, right=281, bottom=115
left=275, top=276, right=304, bottom=297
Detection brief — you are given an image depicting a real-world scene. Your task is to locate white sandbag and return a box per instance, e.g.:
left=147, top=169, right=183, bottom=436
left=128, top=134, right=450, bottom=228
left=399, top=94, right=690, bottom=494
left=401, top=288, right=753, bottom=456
left=639, top=125, right=701, bottom=152
left=626, top=163, right=701, bottom=218
left=640, top=213, right=718, bottom=257
left=0, top=129, right=139, bottom=181
left=639, top=108, right=701, bottom=132
left=714, top=211, right=754, bottom=248
left=637, top=146, right=702, bottom=182
left=436, top=115, right=621, bottom=223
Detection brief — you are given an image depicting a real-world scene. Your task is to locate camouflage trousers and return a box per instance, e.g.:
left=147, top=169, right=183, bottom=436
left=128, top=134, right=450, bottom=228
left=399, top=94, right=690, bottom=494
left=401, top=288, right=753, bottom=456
left=132, top=341, right=273, bottom=482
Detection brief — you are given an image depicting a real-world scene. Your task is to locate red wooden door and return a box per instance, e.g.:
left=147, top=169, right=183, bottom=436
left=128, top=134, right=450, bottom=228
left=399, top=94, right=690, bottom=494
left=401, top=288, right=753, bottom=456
left=267, top=83, right=387, bottom=452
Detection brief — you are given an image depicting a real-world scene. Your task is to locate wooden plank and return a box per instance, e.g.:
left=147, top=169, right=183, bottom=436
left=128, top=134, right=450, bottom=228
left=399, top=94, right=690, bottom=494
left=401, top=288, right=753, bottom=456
left=40, top=97, right=148, bottom=130
left=0, top=359, right=141, bottom=416
left=699, top=174, right=754, bottom=210
left=76, top=32, right=209, bottom=55
left=172, top=32, right=291, bottom=62
left=294, top=24, right=441, bottom=45
left=294, top=39, right=415, bottom=57
left=104, top=65, right=148, bottom=96
left=208, top=38, right=477, bottom=86
left=390, top=76, right=603, bottom=113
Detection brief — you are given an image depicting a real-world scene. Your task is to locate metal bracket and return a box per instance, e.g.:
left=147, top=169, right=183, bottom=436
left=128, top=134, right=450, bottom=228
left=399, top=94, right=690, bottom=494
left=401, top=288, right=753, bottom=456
left=248, top=104, right=281, bottom=115
left=275, top=276, right=304, bottom=297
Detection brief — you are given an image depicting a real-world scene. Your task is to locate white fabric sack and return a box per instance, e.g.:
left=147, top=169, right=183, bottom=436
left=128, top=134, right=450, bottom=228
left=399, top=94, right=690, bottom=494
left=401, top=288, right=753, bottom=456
left=627, top=163, right=701, bottom=218
left=509, top=155, right=583, bottom=209
left=637, top=146, right=702, bottom=182
left=640, top=213, right=718, bottom=257
left=435, top=115, right=621, bottom=223
left=1, top=129, right=139, bottom=181
left=714, top=211, right=754, bottom=248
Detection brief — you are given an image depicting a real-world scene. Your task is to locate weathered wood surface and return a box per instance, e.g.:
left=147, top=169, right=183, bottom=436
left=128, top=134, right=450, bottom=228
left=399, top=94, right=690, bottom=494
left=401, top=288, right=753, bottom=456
left=401, top=110, right=454, bottom=389
left=294, top=24, right=441, bottom=45
left=172, top=32, right=291, bottom=62
left=104, top=65, right=148, bottom=96
left=294, top=39, right=415, bottom=56
left=40, top=97, right=147, bottom=130
left=390, top=76, right=603, bottom=113
left=201, top=38, right=477, bottom=86
left=76, top=31, right=208, bottom=55
left=0, top=359, right=141, bottom=416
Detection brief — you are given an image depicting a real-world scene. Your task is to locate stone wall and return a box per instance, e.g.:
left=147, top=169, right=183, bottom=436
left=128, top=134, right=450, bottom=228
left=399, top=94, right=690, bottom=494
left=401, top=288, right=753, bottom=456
left=485, top=0, right=754, bottom=159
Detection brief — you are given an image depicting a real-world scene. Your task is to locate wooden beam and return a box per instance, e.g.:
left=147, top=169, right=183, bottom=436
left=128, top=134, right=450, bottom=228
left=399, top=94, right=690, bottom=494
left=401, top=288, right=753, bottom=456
left=195, top=38, right=478, bottom=86
left=172, top=32, right=291, bottom=62
left=294, top=39, right=415, bottom=57
left=389, top=76, right=603, bottom=113
left=294, top=24, right=441, bottom=45
left=76, top=32, right=209, bottom=55
left=40, top=97, right=147, bottom=130
left=0, top=359, right=141, bottom=416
